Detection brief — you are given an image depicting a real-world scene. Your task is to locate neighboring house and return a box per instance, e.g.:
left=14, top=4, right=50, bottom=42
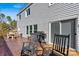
left=17, top=3, right=79, bottom=51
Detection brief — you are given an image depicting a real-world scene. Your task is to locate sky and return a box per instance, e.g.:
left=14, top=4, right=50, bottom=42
left=0, top=3, right=28, bottom=21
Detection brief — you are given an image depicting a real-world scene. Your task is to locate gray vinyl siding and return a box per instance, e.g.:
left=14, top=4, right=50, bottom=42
left=17, top=3, right=79, bottom=51
left=49, top=3, right=79, bottom=50
left=49, top=4, right=79, bottom=20
left=17, top=3, right=50, bottom=42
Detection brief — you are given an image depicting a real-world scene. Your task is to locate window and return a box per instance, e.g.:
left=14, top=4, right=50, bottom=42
left=27, top=8, right=30, bottom=16
left=30, top=25, right=32, bottom=34
left=25, top=8, right=30, bottom=17
left=34, top=24, right=38, bottom=33
left=26, top=26, right=29, bottom=34
left=19, top=15, right=21, bottom=20
left=26, top=24, right=37, bottom=35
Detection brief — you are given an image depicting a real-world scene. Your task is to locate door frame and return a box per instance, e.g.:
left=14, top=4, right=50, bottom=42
left=48, top=21, right=62, bottom=44
left=48, top=17, right=77, bottom=46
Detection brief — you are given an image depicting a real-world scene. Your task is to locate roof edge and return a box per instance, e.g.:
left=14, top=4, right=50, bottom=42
left=17, top=3, right=33, bottom=16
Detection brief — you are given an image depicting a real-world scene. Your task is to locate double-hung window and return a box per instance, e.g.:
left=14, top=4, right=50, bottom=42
left=34, top=24, right=37, bottom=33
left=25, top=8, right=30, bottom=17
left=27, top=8, right=30, bottom=16
left=26, top=24, right=38, bottom=35
left=30, top=25, right=32, bottom=34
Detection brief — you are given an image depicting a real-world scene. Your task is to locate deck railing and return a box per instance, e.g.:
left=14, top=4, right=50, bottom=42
left=52, top=34, right=70, bottom=56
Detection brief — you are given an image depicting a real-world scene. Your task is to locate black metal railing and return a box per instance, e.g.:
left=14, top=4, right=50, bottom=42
left=52, top=34, right=70, bottom=56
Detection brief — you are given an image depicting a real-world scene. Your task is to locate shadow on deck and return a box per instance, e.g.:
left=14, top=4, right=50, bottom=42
left=0, top=36, right=13, bottom=56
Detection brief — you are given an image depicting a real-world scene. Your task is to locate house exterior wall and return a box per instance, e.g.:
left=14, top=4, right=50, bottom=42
left=48, top=3, right=79, bottom=51
left=17, top=3, right=50, bottom=42
left=17, top=3, right=79, bottom=51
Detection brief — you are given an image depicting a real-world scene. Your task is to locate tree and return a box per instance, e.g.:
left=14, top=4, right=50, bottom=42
left=6, top=16, right=12, bottom=23
left=10, top=20, right=17, bottom=29
left=0, top=13, right=5, bottom=22
left=0, top=14, right=17, bottom=37
left=0, top=13, right=5, bottom=19
left=0, top=22, right=9, bottom=36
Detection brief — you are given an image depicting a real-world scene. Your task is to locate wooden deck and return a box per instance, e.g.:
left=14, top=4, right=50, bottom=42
left=4, top=37, right=28, bottom=56
left=68, top=48, right=79, bottom=56
left=43, top=44, right=79, bottom=56
left=3, top=36, right=79, bottom=56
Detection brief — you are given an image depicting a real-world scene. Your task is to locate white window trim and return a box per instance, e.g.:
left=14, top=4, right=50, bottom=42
left=25, top=10, right=27, bottom=17
left=32, top=25, right=34, bottom=33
